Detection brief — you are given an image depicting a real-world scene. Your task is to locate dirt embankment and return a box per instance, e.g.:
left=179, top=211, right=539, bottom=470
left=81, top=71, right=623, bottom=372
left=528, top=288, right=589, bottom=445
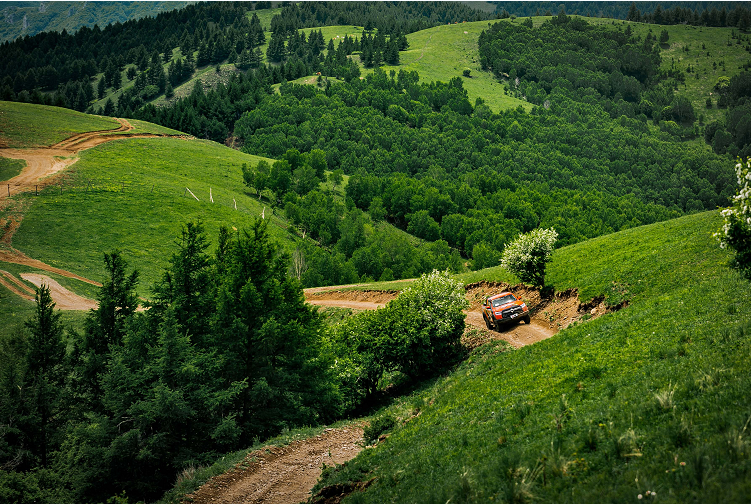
left=184, top=426, right=364, bottom=504
left=305, top=280, right=615, bottom=349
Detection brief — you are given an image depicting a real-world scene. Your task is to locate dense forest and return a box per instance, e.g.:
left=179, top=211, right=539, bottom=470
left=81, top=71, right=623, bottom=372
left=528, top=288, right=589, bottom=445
left=0, top=219, right=467, bottom=502
left=494, top=1, right=751, bottom=28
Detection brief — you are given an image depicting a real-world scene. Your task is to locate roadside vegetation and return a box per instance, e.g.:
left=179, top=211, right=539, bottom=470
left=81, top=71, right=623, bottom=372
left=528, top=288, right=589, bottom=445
left=2, top=2, right=751, bottom=502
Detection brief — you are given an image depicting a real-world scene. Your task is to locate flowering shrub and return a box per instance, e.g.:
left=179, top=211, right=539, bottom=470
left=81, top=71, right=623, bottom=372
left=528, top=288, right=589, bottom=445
left=501, top=228, right=559, bottom=288
left=714, top=159, right=751, bottom=280
left=372, top=269, right=469, bottom=378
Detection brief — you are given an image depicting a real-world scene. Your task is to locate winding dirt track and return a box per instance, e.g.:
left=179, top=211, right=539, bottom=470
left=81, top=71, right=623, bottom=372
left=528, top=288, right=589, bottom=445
left=304, top=283, right=562, bottom=348
left=0, top=118, right=177, bottom=200
left=0, top=117, right=188, bottom=305
left=185, top=426, right=364, bottom=504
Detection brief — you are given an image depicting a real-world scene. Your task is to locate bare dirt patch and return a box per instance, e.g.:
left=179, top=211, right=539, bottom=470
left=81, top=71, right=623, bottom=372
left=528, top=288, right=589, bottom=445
left=19, top=273, right=97, bottom=310
left=184, top=426, right=364, bottom=504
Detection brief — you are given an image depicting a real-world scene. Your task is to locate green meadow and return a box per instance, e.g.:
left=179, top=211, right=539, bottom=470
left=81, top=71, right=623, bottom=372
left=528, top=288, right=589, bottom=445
left=312, top=210, right=751, bottom=502
left=0, top=157, right=24, bottom=182
left=363, top=21, right=533, bottom=113
left=0, top=101, right=120, bottom=148
left=9, top=136, right=284, bottom=296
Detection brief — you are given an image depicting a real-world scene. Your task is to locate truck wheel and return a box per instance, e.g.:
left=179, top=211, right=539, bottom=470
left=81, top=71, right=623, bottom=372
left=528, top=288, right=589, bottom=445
left=484, top=315, right=493, bottom=329
left=524, top=315, right=531, bottom=324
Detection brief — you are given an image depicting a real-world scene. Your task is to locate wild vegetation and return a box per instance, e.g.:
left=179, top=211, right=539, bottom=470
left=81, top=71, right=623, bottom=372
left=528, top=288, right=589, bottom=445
left=313, top=210, right=751, bottom=503
left=0, top=220, right=466, bottom=503
left=1, top=2, right=751, bottom=502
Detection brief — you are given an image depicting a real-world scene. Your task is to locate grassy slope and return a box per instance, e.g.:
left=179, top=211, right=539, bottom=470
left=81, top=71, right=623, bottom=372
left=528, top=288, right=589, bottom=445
left=377, top=21, right=533, bottom=113
left=315, top=210, right=751, bottom=502
left=584, top=17, right=750, bottom=125
left=10, top=136, right=286, bottom=296
left=0, top=157, right=24, bottom=182
left=0, top=101, right=120, bottom=148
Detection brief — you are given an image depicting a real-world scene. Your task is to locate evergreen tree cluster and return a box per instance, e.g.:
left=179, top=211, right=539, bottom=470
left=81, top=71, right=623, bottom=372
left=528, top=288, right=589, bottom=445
left=0, top=2, right=255, bottom=110
left=0, top=221, right=465, bottom=502
left=269, top=1, right=493, bottom=37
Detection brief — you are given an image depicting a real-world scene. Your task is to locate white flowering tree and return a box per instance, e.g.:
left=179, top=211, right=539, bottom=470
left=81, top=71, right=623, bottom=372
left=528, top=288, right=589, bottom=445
left=714, top=159, right=751, bottom=280
left=501, top=228, right=558, bottom=288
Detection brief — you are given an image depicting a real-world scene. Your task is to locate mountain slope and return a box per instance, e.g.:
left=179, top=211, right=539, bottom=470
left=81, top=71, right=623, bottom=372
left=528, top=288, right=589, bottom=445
left=0, top=1, right=192, bottom=43
left=313, top=210, right=751, bottom=502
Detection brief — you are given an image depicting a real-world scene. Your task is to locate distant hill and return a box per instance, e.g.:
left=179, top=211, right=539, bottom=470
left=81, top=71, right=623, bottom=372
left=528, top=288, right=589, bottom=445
left=0, top=1, right=193, bottom=43
left=490, top=1, right=749, bottom=19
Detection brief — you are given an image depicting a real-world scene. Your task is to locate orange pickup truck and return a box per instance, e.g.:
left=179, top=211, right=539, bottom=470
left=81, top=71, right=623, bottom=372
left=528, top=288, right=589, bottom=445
left=482, top=292, right=531, bottom=330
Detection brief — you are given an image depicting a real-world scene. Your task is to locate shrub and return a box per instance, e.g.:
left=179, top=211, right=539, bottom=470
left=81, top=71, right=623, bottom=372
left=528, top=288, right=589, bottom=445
left=714, top=159, right=751, bottom=280
left=363, top=413, right=396, bottom=444
left=371, top=270, right=468, bottom=378
left=500, top=228, right=558, bottom=288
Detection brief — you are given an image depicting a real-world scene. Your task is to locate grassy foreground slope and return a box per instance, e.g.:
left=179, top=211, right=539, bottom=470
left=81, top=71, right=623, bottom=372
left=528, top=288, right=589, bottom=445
left=316, top=210, right=751, bottom=503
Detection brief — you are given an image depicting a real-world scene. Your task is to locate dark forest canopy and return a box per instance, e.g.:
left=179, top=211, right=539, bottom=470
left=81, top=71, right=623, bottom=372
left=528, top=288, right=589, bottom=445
left=492, top=2, right=751, bottom=28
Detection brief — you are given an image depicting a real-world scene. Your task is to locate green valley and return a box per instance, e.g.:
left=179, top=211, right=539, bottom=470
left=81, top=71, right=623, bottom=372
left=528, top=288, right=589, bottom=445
left=1, top=2, right=751, bottom=503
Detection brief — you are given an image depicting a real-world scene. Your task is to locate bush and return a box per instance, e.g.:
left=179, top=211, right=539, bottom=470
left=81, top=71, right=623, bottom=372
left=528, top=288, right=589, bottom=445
left=371, top=270, right=469, bottom=378
left=363, top=413, right=396, bottom=444
left=500, top=228, right=558, bottom=288
left=714, top=159, right=751, bottom=280
left=331, top=270, right=469, bottom=407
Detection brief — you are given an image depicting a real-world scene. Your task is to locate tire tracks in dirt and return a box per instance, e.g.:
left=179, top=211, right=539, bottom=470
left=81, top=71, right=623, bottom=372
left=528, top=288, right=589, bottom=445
left=0, top=117, right=191, bottom=302
left=185, top=426, right=364, bottom=504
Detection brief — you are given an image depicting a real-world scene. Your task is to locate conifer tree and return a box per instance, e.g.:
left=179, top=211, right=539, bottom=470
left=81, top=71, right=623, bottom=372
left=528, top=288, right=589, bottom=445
left=24, top=285, right=65, bottom=467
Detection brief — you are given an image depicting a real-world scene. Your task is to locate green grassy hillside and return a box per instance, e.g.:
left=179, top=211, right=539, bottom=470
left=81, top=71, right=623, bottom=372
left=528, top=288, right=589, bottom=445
left=0, top=101, right=120, bottom=148
left=377, top=21, right=533, bottom=113
left=10, top=136, right=283, bottom=293
left=314, top=210, right=751, bottom=502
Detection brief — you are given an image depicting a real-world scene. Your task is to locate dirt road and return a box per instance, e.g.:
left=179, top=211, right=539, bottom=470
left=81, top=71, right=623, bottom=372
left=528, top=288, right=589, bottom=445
left=0, top=118, right=183, bottom=200
left=0, top=117, right=190, bottom=302
left=185, top=426, right=364, bottom=504
left=19, top=273, right=97, bottom=310
left=305, top=281, right=610, bottom=348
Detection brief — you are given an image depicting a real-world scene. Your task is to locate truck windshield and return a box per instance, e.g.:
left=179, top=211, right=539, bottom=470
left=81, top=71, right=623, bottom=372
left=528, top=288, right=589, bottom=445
left=492, top=295, right=515, bottom=307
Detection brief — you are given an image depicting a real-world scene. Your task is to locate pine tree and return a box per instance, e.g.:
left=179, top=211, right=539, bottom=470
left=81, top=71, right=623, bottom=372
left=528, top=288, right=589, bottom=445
left=24, top=285, right=66, bottom=467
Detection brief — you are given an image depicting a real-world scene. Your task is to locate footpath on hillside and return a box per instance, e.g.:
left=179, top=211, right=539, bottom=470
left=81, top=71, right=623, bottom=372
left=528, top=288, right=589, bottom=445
left=304, top=281, right=613, bottom=348
left=184, top=426, right=364, bottom=504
